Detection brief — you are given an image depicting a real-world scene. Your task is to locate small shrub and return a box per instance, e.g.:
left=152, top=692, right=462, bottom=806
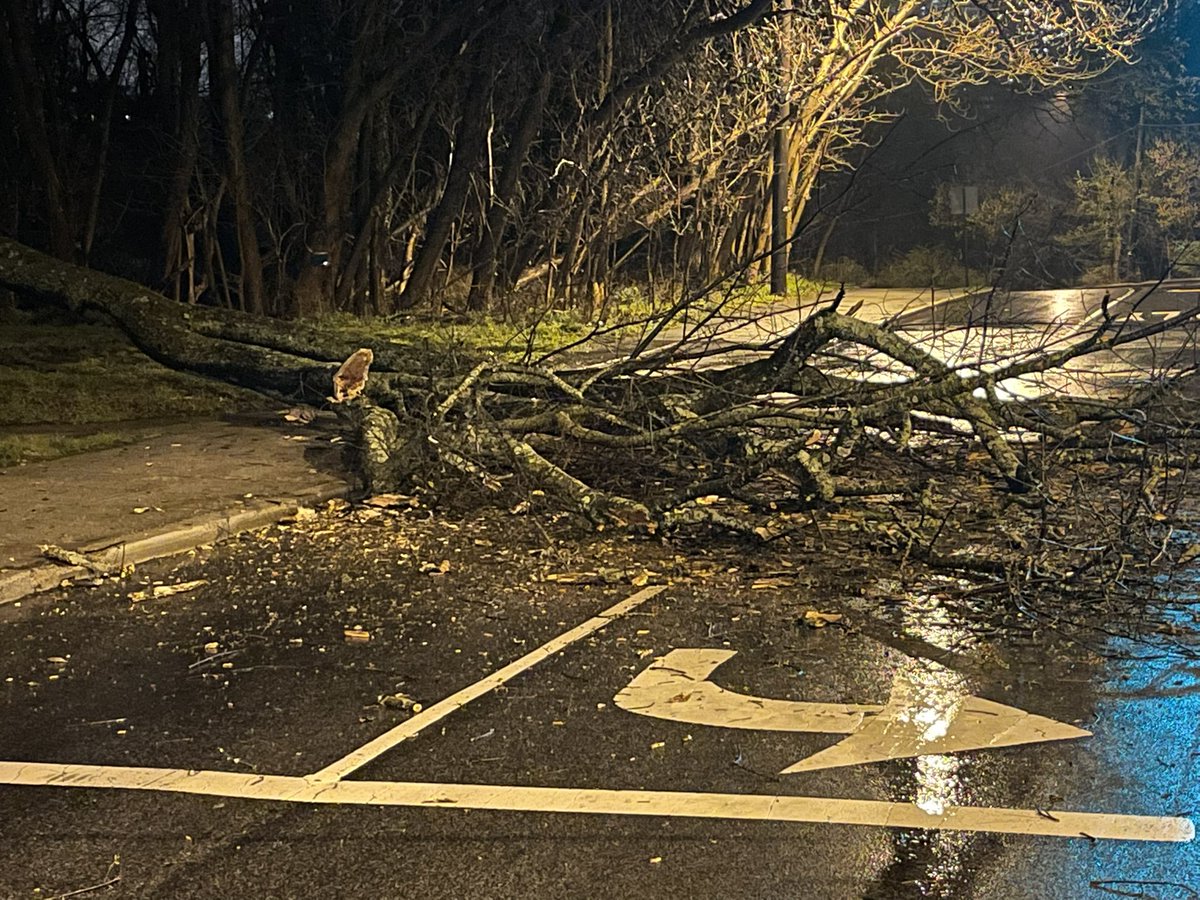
left=816, top=256, right=869, bottom=286
left=874, top=246, right=987, bottom=288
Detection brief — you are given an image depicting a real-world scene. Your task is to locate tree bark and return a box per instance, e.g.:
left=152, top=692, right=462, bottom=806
left=0, top=0, right=76, bottom=260
left=156, top=0, right=203, bottom=301
left=467, top=67, right=554, bottom=311
left=209, top=0, right=265, bottom=314
left=401, top=67, right=491, bottom=309
left=80, top=0, right=140, bottom=262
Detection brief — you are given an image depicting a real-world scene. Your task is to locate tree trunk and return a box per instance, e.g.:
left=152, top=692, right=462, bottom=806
left=811, top=212, right=839, bottom=280
left=209, top=0, right=264, bottom=314
left=157, top=0, right=203, bottom=301
left=287, top=0, right=505, bottom=317
left=78, top=0, right=141, bottom=263
left=467, top=68, right=553, bottom=311
left=401, top=68, right=490, bottom=309
left=0, top=0, right=76, bottom=260
left=334, top=100, right=437, bottom=313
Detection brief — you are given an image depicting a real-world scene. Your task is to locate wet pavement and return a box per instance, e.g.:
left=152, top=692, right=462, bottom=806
left=888, top=283, right=1200, bottom=400
left=629, top=281, right=1200, bottom=402
left=0, top=413, right=353, bottom=602
left=2, top=283, right=1199, bottom=897
left=0, top=506, right=1195, bottom=899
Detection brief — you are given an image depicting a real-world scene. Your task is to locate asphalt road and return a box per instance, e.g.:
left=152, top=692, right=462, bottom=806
left=2, top=281, right=1199, bottom=898
left=0, top=507, right=1195, bottom=899
left=900, top=282, right=1200, bottom=401
left=648, top=281, right=1200, bottom=401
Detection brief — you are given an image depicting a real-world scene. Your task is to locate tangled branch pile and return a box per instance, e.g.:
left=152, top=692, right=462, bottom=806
left=6, top=237, right=1199, bottom=572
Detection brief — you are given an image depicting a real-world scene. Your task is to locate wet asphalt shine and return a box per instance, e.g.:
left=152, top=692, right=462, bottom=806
left=0, top=514, right=1196, bottom=900
left=4, top=282, right=1200, bottom=898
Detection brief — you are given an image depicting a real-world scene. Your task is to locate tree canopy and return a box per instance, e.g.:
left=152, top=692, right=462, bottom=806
left=0, top=0, right=1160, bottom=318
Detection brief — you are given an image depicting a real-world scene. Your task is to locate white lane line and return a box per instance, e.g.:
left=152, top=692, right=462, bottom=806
left=0, top=761, right=1191, bottom=843
left=308, top=585, right=667, bottom=783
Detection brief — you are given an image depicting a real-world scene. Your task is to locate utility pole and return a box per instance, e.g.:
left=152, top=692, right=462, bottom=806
left=770, top=0, right=791, bottom=296
left=1126, top=105, right=1145, bottom=280
left=949, top=183, right=978, bottom=289
left=961, top=186, right=969, bottom=290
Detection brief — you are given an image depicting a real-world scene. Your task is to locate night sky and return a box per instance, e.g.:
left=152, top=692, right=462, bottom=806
left=1182, top=10, right=1200, bottom=74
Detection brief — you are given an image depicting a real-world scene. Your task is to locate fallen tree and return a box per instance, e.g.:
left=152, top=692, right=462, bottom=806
left=3, top=236, right=1199, bottom=556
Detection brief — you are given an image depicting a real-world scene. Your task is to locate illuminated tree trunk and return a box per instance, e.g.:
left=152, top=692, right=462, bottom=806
left=770, top=0, right=792, bottom=295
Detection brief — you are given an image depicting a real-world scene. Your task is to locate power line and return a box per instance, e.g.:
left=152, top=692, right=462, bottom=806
left=1030, top=126, right=1138, bottom=177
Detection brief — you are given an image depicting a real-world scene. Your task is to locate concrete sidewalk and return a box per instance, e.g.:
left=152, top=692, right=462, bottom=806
left=0, top=413, right=354, bottom=603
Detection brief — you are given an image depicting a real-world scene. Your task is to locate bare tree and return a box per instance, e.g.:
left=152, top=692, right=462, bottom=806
left=0, top=0, right=1161, bottom=317
left=207, top=0, right=264, bottom=313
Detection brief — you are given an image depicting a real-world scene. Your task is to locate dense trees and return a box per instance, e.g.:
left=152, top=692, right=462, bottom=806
left=0, top=0, right=1156, bottom=319
left=915, top=130, right=1200, bottom=289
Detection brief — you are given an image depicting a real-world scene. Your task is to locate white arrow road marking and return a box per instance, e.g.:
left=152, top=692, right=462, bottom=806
left=614, top=649, right=1090, bottom=773
left=0, top=761, right=1191, bottom=842
left=2, top=600, right=1189, bottom=844
left=615, top=648, right=876, bottom=733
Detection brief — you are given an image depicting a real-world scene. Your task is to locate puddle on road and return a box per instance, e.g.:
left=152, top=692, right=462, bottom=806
left=832, top=569, right=1200, bottom=898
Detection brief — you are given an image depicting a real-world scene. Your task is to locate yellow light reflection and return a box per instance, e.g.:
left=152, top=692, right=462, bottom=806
left=885, top=596, right=980, bottom=890
left=915, top=753, right=961, bottom=816
left=888, top=657, right=966, bottom=744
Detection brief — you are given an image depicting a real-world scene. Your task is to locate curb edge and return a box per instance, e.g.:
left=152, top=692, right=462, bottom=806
left=0, top=481, right=352, bottom=606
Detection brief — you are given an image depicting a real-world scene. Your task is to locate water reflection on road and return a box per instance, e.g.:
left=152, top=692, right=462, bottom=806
left=853, top=582, right=1199, bottom=897
left=865, top=596, right=981, bottom=896
left=1061, top=606, right=1200, bottom=897
left=958, top=603, right=1200, bottom=898
left=898, top=600, right=974, bottom=794
left=654, top=283, right=1200, bottom=403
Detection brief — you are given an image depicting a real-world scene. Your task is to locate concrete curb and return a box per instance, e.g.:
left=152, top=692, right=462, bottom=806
left=0, top=480, right=352, bottom=606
